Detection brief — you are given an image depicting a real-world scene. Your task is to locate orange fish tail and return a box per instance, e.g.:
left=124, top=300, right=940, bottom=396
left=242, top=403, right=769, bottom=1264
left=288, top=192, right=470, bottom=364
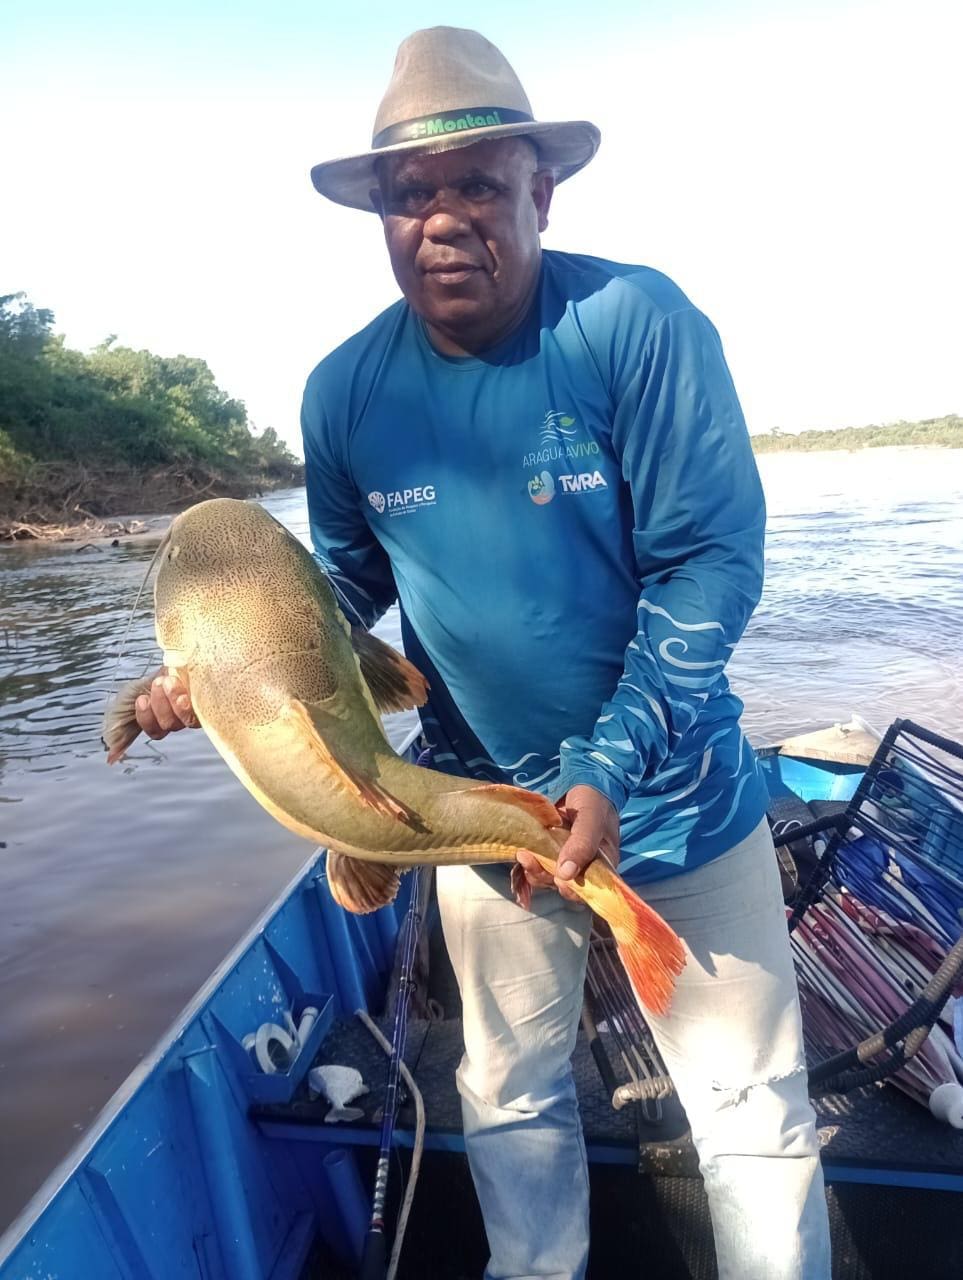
left=532, top=852, right=686, bottom=1016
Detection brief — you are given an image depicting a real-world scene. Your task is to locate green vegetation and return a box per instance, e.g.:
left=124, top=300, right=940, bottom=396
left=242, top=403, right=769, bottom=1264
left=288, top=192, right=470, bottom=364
left=752, top=415, right=963, bottom=453
left=0, top=293, right=303, bottom=539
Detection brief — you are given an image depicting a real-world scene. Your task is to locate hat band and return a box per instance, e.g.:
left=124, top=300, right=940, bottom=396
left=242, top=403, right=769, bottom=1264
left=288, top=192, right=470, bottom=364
left=372, top=106, right=534, bottom=150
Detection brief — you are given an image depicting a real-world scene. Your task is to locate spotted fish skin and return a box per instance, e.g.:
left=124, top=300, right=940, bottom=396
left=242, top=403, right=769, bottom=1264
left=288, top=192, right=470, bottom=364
left=104, top=498, right=686, bottom=1014
left=143, top=501, right=557, bottom=863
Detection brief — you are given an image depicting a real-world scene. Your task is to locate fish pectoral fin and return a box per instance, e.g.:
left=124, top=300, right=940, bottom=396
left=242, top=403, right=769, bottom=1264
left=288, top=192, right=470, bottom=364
left=350, top=626, right=429, bottom=713
left=450, top=782, right=564, bottom=830
left=326, top=851, right=403, bottom=914
left=284, top=698, right=426, bottom=830
left=102, top=671, right=156, bottom=763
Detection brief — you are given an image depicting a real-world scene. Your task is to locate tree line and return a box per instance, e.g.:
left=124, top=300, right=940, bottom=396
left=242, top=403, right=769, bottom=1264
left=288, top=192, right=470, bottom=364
left=752, top=415, right=962, bottom=453
left=0, top=292, right=303, bottom=537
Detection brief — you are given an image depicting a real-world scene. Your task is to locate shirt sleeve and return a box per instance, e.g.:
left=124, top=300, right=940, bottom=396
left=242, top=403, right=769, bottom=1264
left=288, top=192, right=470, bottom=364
left=552, top=307, right=766, bottom=811
left=300, top=376, right=398, bottom=629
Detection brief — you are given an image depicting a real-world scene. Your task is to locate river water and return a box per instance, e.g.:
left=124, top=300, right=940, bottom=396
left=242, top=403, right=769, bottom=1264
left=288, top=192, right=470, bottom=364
left=1, top=447, right=961, bottom=1230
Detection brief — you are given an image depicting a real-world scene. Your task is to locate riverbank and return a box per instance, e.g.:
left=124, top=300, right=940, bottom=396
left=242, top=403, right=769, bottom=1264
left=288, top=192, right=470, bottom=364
left=751, top=414, right=962, bottom=453
left=5, top=416, right=959, bottom=542
left=0, top=458, right=304, bottom=542
left=0, top=295, right=306, bottom=541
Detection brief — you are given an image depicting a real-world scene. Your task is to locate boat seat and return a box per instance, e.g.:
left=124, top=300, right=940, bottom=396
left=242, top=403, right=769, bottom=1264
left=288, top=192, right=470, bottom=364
left=809, top=799, right=850, bottom=820
left=781, top=718, right=963, bottom=1095
left=583, top=720, right=963, bottom=1114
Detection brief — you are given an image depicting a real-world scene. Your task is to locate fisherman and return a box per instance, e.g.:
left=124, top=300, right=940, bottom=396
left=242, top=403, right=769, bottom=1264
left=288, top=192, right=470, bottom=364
left=136, top=27, right=831, bottom=1280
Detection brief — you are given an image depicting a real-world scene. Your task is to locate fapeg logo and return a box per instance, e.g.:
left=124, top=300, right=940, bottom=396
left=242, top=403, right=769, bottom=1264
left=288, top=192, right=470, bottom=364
left=368, top=483, right=437, bottom=517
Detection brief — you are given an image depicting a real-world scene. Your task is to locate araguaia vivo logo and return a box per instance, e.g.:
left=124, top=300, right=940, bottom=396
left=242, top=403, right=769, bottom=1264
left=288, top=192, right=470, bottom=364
left=525, top=410, right=608, bottom=505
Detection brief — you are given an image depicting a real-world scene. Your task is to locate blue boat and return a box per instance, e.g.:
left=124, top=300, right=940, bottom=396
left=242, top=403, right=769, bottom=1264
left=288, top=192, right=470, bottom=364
left=2, top=720, right=962, bottom=1279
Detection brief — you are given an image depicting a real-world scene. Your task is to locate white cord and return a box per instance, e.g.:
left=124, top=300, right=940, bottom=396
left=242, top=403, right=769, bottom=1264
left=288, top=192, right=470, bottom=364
left=355, top=1009, right=426, bottom=1280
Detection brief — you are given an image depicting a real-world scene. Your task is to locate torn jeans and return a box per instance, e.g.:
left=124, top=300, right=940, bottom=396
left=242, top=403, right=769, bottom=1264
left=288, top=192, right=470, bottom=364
left=435, top=817, right=831, bottom=1280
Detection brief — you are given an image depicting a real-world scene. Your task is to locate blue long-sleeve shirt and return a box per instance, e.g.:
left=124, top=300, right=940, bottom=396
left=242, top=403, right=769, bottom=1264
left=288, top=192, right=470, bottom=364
left=301, top=250, right=770, bottom=883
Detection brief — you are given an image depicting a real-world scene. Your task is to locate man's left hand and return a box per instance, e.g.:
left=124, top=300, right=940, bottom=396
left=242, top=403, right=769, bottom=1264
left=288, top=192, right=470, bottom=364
left=515, top=784, right=620, bottom=904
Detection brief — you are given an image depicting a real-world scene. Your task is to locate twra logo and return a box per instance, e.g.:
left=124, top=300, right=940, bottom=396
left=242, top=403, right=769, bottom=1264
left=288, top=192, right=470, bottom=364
left=559, top=471, right=608, bottom=494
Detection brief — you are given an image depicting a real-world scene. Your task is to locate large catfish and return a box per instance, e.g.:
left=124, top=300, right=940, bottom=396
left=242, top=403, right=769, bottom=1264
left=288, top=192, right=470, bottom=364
left=103, top=499, right=685, bottom=1013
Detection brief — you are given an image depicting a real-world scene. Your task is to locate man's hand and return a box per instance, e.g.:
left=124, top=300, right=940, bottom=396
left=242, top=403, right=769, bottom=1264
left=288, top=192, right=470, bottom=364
left=515, top=784, right=620, bottom=904
left=134, top=669, right=198, bottom=740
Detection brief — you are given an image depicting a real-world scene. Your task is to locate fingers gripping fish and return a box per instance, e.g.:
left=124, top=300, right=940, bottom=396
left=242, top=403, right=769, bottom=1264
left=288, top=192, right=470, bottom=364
left=103, top=499, right=685, bottom=1014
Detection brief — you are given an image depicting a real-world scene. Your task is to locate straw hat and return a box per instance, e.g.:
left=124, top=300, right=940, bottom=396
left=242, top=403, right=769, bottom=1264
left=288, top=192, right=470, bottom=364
left=311, top=27, right=601, bottom=212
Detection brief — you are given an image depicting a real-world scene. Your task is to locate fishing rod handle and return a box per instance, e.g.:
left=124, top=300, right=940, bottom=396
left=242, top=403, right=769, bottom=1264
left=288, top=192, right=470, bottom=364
left=360, top=1229, right=387, bottom=1280
left=612, top=1076, right=676, bottom=1107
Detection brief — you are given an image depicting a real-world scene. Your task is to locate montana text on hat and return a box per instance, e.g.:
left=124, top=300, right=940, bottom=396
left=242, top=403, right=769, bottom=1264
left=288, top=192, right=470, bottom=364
left=310, top=27, right=601, bottom=213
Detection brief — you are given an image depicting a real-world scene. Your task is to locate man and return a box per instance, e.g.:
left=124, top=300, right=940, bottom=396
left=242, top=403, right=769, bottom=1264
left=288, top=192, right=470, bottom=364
left=138, top=27, right=831, bottom=1280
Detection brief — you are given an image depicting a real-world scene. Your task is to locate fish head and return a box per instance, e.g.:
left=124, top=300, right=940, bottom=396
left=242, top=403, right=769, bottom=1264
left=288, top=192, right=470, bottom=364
left=151, top=499, right=351, bottom=712
left=153, top=498, right=295, bottom=656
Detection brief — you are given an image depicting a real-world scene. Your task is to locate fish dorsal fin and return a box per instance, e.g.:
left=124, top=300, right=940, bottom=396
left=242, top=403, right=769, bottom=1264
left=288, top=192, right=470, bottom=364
left=454, top=783, right=563, bottom=830
left=326, top=851, right=402, bottom=914
left=350, top=627, right=429, bottom=714
left=285, top=698, right=426, bottom=830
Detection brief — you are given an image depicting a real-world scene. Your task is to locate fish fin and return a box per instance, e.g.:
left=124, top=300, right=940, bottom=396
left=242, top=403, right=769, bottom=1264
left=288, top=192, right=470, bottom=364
left=102, top=672, right=156, bottom=763
left=529, top=852, right=686, bottom=1016
left=452, top=783, right=563, bottom=830
left=326, top=851, right=402, bottom=914
left=350, top=627, right=429, bottom=713
left=285, top=699, right=426, bottom=830
left=510, top=862, right=534, bottom=912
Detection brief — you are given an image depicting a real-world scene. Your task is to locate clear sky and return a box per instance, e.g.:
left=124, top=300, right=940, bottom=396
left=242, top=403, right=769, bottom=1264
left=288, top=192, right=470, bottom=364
left=3, top=0, right=960, bottom=454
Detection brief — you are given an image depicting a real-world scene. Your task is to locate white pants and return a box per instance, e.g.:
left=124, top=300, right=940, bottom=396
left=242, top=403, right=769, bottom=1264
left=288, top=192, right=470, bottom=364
left=436, top=818, right=831, bottom=1280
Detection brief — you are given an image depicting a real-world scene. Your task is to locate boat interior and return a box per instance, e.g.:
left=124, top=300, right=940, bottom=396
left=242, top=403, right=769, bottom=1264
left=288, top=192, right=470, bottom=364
left=2, top=718, right=962, bottom=1279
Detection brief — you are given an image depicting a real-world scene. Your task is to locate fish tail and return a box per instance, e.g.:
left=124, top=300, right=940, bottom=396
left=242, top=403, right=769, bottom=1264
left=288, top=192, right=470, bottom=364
left=531, top=851, right=686, bottom=1016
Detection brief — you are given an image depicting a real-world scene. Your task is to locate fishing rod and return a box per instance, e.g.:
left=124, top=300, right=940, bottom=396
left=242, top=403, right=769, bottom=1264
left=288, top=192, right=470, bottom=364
left=358, top=867, right=425, bottom=1280
left=585, top=931, right=671, bottom=1116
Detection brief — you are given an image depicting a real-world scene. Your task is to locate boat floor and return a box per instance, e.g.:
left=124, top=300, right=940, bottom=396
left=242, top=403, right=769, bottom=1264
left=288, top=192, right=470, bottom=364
left=254, top=897, right=963, bottom=1181
left=256, top=1015, right=963, bottom=1279
left=251, top=904, right=963, bottom=1279
left=254, top=1013, right=963, bottom=1180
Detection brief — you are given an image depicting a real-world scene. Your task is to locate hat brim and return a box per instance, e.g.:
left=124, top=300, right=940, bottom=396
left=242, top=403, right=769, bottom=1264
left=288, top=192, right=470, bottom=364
left=310, top=119, right=601, bottom=212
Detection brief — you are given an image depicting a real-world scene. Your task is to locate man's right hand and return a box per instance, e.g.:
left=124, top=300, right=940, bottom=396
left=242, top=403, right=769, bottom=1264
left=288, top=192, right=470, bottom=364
left=134, top=670, right=198, bottom=740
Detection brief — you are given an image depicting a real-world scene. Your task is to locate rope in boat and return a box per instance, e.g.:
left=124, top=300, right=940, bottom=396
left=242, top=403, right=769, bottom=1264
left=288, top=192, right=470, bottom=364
left=356, top=867, right=425, bottom=1280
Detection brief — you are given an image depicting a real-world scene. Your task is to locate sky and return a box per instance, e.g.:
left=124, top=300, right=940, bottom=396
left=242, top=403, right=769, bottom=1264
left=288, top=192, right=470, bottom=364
left=3, top=0, right=961, bottom=455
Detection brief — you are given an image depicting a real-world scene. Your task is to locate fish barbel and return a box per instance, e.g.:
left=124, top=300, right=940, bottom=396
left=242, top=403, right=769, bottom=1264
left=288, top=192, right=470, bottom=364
left=103, top=499, right=685, bottom=1013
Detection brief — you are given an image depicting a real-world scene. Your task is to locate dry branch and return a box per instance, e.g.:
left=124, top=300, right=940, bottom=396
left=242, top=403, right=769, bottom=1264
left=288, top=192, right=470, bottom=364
left=0, top=459, right=294, bottom=542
